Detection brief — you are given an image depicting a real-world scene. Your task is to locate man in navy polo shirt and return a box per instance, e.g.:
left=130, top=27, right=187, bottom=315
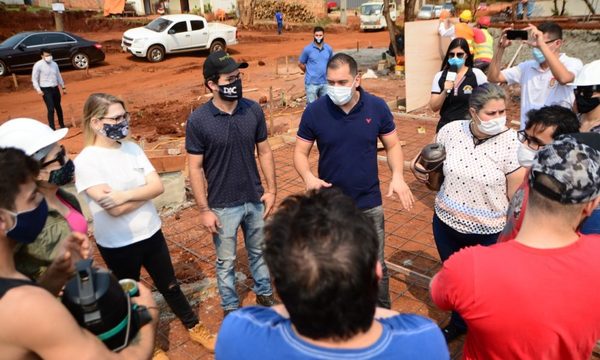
left=186, top=51, right=277, bottom=317
left=298, top=26, right=333, bottom=104
left=293, top=53, right=415, bottom=309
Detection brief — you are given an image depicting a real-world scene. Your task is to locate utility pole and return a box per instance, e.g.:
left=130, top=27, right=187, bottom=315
left=340, top=0, right=347, bottom=25
left=52, top=1, right=64, bottom=31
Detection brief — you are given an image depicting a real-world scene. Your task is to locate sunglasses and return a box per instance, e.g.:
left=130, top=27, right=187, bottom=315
left=574, top=85, right=600, bottom=99
left=448, top=52, right=466, bottom=59
left=517, top=130, right=546, bottom=150
left=40, top=145, right=67, bottom=168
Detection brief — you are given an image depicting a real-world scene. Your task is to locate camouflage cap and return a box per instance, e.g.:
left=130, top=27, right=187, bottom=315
left=530, top=133, right=600, bottom=204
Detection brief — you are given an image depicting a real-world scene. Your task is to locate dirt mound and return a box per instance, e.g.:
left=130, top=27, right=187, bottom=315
left=130, top=100, right=191, bottom=142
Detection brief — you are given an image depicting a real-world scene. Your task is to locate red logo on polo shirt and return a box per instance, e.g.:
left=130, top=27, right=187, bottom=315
left=366, top=118, right=372, bottom=124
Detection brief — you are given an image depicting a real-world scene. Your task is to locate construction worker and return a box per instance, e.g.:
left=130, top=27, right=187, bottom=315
left=472, top=16, right=494, bottom=73
left=438, top=10, right=475, bottom=54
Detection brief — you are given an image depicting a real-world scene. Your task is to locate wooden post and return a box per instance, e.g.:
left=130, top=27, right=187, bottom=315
left=356, top=40, right=359, bottom=52
left=269, top=86, right=274, bottom=136
left=275, top=57, right=278, bottom=75
left=285, top=56, right=289, bottom=76
left=54, top=11, right=64, bottom=31
left=11, top=74, right=18, bottom=89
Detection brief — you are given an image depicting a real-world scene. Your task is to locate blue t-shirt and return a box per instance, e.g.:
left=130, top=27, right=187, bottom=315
left=299, top=42, right=333, bottom=85
left=297, top=88, right=396, bottom=209
left=185, top=98, right=267, bottom=208
left=216, top=307, right=449, bottom=359
left=275, top=11, right=283, bottom=24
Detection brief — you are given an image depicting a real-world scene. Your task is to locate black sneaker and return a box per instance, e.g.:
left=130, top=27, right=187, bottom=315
left=256, top=294, right=278, bottom=307
left=442, top=323, right=466, bottom=343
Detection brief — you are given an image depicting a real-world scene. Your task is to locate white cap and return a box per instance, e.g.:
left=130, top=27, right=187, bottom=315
left=571, top=60, right=600, bottom=87
left=0, top=118, right=68, bottom=159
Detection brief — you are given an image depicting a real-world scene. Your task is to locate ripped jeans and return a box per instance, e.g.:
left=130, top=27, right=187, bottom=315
left=97, top=229, right=199, bottom=328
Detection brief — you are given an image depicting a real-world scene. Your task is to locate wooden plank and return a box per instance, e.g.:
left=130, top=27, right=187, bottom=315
left=405, top=19, right=447, bottom=113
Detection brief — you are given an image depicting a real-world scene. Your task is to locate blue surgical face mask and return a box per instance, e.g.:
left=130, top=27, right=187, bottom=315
left=5, top=198, right=48, bottom=244
left=448, top=57, right=465, bottom=69
left=532, top=48, right=546, bottom=64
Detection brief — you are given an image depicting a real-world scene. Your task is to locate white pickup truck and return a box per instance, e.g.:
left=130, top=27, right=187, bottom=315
left=122, top=14, right=238, bottom=62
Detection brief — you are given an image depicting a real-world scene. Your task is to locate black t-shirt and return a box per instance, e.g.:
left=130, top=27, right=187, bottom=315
left=432, top=67, right=487, bottom=132
left=0, top=277, right=36, bottom=299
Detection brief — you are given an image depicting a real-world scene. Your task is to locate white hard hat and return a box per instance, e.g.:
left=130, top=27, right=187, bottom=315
left=571, top=60, right=600, bottom=87
left=0, top=118, right=68, bottom=160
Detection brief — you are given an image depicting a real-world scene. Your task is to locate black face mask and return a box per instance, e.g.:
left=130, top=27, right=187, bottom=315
left=49, top=159, right=75, bottom=186
left=101, top=120, right=129, bottom=140
left=218, top=78, right=243, bottom=102
left=576, top=95, right=600, bottom=114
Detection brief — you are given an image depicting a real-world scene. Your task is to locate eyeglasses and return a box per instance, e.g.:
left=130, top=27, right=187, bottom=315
left=544, top=38, right=559, bottom=44
left=101, top=112, right=130, bottom=124
left=40, top=145, right=68, bottom=168
left=448, top=52, right=466, bottom=59
left=517, top=130, right=546, bottom=150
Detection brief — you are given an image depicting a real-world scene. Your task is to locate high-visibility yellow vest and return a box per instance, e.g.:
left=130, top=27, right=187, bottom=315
left=474, top=29, right=494, bottom=61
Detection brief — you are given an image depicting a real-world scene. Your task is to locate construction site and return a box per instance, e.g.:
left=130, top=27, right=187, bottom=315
left=0, top=0, right=599, bottom=358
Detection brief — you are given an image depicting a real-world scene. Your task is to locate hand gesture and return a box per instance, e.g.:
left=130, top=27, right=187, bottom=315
left=386, top=178, right=415, bottom=211
left=499, top=28, right=513, bottom=49
left=98, top=190, right=129, bottom=209
left=260, top=192, right=276, bottom=219
left=199, top=210, right=221, bottom=234
left=524, top=24, right=543, bottom=48
left=305, top=174, right=332, bottom=191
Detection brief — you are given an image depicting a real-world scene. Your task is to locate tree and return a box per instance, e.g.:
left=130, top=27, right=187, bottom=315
left=404, top=0, right=417, bottom=22
left=236, top=0, right=256, bottom=26
left=583, top=0, right=596, bottom=15
left=384, top=0, right=400, bottom=57
left=552, top=0, right=567, bottom=16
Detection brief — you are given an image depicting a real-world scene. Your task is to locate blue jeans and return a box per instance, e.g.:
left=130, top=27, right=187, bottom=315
left=581, top=208, right=600, bottom=234
left=212, top=202, right=272, bottom=310
left=517, top=0, right=535, bottom=17
left=277, top=22, right=283, bottom=34
left=305, top=83, right=327, bottom=104
left=432, top=213, right=499, bottom=330
left=363, top=206, right=391, bottom=309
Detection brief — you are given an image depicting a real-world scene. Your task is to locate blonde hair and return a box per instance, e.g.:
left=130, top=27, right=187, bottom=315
left=82, top=93, right=127, bottom=147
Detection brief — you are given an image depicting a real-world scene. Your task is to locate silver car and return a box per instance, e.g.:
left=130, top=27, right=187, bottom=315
left=417, top=4, right=434, bottom=20
left=433, top=5, right=443, bottom=18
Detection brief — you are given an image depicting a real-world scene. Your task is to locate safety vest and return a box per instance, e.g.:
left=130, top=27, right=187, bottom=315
left=454, top=22, right=474, bottom=54
left=474, top=29, right=494, bottom=61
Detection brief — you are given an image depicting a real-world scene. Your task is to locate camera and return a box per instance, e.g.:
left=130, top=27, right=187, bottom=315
left=62, top=259, right=152, bottom=351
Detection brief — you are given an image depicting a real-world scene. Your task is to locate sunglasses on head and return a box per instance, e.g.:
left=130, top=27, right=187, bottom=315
left=40, top=145, right=67, bottom=168
left=448, top=52, right=466, bottom=59
left=574, top=85, right=600, bottom=98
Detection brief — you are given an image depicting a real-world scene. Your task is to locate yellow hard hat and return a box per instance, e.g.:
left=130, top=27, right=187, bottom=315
left=459, top=10, right=473, bottom=22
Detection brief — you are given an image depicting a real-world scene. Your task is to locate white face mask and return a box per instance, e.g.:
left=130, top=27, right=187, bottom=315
left=44, top=55, right=53, bottom=63
left=476, top=115, right=506, bottom=135
left=327, top=80, right=355, bottom=106
left=517, top=142, right=538, bottom=168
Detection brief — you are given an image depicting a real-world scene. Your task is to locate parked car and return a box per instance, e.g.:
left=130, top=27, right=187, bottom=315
left=433, top=5, right=443, bottom=18
left=417, top=4, right=435, bottom=19
left=0, top=31, right=105, bottom=76
left=359, top=1, right=398, bottom=31
left=121, top=14, right=238, bottom=63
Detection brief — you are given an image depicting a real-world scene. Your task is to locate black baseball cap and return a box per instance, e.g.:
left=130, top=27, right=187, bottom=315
left=203, top=51, right=248, bottom=79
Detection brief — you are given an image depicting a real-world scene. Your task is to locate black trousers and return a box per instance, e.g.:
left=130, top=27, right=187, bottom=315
left=41, top=86, right=64, bottom=130
left=97, top=229, right=199, bottom=329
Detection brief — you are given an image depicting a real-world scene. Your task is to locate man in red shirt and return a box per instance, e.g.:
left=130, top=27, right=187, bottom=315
left=430, top=133, right=600, bottom=359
